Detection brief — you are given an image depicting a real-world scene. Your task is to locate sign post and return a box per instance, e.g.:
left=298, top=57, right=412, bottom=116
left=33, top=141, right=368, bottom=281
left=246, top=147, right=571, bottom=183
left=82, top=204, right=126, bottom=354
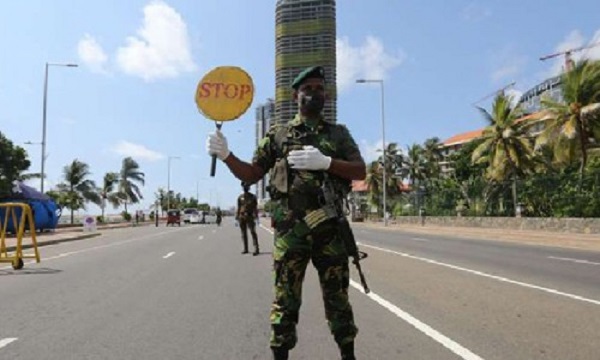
left=195, top=66, right=254, bottom=177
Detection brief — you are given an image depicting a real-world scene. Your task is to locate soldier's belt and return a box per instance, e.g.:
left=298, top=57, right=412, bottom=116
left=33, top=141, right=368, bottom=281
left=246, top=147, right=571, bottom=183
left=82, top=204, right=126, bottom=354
left=303, top=205, right=338, bottom=229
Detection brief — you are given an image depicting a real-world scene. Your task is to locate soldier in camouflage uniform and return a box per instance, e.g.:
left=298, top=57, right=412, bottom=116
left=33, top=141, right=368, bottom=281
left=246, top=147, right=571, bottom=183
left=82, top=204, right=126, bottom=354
left=237, top=181, right=260, bottom=255
left=206, top=66, right=366, bottom=360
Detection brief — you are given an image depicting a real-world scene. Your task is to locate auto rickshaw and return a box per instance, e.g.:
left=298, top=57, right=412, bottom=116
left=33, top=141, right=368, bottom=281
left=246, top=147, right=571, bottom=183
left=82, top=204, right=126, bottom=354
left=166, top=209, right=181, bottom=226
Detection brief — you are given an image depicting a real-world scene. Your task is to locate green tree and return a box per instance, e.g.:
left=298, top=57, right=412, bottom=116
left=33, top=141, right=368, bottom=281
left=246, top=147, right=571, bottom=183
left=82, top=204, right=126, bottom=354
left=471, top=93, right=535, bottom=215
left=403, top=144, right=426, bottom=186
left=117, top=157, right=145, bottom=214
left=537, top=59, right=600, bottom=180
left=99, top=172, right=121, bottom=220
left=422, top=137, right=443, bottom=179
left=56, top=159, right=100, bottom=224
left=365, top=160, right=382, bottom=215
left=0, top=132, right=31, bottom=197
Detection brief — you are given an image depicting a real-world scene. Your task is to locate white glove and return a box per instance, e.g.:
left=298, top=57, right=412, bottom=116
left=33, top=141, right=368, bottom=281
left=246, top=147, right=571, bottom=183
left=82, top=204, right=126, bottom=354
left=206, top=130, right=230, bottom=160
left=287, top=145, right=332, bottom=171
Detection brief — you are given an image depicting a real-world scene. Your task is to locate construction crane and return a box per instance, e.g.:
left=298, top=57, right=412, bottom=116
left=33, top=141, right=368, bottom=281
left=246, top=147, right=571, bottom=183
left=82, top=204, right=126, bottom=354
left=471, top=81, right=517, bottom=107
left=539, top=41, right=600, bottom=71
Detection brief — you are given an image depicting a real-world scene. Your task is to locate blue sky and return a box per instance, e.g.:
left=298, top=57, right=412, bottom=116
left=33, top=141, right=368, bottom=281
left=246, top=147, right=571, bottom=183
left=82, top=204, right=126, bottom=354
left=2, top=0, right=600, bottom=215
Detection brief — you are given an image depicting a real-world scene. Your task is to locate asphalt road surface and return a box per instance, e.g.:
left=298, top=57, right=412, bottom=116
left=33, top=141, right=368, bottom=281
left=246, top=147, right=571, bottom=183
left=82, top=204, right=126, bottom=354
left=1, top=219, right=599, bottom=359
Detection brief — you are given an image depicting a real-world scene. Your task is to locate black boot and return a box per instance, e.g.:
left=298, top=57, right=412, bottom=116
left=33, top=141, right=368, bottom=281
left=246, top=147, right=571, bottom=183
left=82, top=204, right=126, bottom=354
left=242, top=250, right=249, bottom=254
left=253, top=249, right=260, bottom=256
left=272, top=347, right=289, bottom=360
left=340, top=341, right=355, bottom=360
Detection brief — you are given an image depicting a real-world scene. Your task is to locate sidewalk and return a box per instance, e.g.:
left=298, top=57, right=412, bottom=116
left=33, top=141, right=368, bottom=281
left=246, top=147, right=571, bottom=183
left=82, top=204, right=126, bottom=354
left=353, top=221, right=600, bottom=252
left=2, top=222, right=153, bottom=252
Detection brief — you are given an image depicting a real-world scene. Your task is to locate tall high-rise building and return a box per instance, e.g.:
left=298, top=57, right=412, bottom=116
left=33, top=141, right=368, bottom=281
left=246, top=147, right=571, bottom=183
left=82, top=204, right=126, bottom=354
left=255, top=99, right=276, bottom=201
left=275, top=0, right=336, bottom=125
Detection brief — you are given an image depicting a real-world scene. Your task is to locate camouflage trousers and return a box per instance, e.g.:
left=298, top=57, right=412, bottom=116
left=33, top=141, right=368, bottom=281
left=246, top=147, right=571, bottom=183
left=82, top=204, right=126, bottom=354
left=239, top=218, right=259, bottom=252
left=270, top=220, right=358, bottom=350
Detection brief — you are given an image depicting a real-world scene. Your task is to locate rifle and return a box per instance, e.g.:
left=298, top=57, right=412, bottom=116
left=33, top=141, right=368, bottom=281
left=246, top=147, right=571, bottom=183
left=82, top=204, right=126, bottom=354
left=321, top=179, right=370, bottom=294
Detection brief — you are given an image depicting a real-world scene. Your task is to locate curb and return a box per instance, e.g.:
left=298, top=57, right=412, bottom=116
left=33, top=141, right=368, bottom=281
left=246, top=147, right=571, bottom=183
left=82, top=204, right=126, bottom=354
left=5, top=232, right=102, bottom=252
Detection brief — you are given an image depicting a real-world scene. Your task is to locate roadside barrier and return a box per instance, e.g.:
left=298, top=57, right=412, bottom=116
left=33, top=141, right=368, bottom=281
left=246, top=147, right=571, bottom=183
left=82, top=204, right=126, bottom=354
left=0, top=202, right=41, bottom=270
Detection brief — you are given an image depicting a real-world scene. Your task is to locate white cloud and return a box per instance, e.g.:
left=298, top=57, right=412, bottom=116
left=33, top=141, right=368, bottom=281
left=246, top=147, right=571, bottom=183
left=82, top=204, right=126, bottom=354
left=77, top=34, right=109, bottom=73
left=490, top=46, right=527, bottom=83
left=337, top=36, right=404, bottom=92
left=116, top=0, right=197, bottom=81
left=543, top=29, right=600, bottom=77
left=461, top=2, right=492, bottom=22
left=111, top=141, right=165, bottom=161
left=506, top=89, right=524, bottom=107
left=360, top=139, right=384, bottom=162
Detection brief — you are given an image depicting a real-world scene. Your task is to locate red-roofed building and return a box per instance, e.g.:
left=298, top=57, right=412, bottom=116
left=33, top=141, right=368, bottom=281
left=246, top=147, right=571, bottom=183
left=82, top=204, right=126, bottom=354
left=438, top=111, right=547, bottom=174
left=350, top=180, right=411, bottom=220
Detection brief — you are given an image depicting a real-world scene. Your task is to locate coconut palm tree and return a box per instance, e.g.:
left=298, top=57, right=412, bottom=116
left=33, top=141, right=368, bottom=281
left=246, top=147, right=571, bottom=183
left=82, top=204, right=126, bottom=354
left=537, top=59, right=600, bottom=180
left=403, top=144, right=426, bottom=186
left=422, top=137, right=443, bottom=179
left=99, top=172, right=121, bottom=220
left=154, top=187, right=167, bottom=216
left=471, top=93, right=535, bottom=215
left=365, top=160, right=383, bottom=214
left=56, top=159, right=100, bottom=224
left=379, top=142, right=404, bottom=199
left=117, top=157, right=145, bottom=214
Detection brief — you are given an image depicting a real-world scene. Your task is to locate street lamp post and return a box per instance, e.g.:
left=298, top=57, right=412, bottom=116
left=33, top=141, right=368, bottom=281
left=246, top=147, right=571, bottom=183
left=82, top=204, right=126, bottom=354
left=41, top=62, right=78, bottom=193
left=356, top=79, right=387, bottom=226
left=167, top=156, right=180, bottom=210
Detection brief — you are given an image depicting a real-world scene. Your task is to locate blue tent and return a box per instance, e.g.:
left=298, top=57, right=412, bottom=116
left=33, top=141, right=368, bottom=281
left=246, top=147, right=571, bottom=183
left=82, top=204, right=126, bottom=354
left=0, top=182, right=62, bottom=233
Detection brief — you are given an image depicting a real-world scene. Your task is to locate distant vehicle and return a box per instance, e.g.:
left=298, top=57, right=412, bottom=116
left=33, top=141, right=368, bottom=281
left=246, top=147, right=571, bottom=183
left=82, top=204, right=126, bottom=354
left=166, top=209, right=181, bottom=226
left=182, top=208, right=197, bottom=223
left=202, top=211, right=217, bottom=224
left=188, top=209, right=201, bottom=224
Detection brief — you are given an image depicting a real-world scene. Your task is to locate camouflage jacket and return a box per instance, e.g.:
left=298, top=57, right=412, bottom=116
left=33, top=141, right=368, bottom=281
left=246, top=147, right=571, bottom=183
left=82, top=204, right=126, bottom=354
left=253, top=114, right=363, bottom=227
left=237, top=192, right=257, bottom=221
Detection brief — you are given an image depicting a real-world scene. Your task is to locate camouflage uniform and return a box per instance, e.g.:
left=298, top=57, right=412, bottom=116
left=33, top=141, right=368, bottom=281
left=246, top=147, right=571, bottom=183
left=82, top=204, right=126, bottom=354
left=237, top=190, right=259, bottom=254
left=253, top=113, right=362, bottom=351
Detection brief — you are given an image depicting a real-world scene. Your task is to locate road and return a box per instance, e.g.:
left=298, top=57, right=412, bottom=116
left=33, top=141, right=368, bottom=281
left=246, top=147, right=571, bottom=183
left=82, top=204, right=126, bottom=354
left=1, top=220, right=599, bottom=359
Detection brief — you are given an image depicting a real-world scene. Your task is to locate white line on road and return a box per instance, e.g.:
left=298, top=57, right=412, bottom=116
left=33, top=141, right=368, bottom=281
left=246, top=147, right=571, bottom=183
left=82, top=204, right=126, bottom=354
left=360, top=242, right=600, bottom=306
left=163, top=252, right=175, bottom=259
left=548, top=256, right=600, bottom=266
left=259, top=224, right=482, bottom=359
left=198, top=235, right=204, bottom=240
left=350, top=280, right=484, bottom=360
left=410, top=237, right=430, bottom=242
left=1, top=227, right=192, bottom=270
left=0, top=338, right=18, bottom=350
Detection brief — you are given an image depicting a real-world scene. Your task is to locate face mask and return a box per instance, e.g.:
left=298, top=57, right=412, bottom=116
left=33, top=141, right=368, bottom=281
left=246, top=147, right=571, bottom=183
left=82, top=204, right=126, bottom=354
left=299, top=91, right=325, bottom=114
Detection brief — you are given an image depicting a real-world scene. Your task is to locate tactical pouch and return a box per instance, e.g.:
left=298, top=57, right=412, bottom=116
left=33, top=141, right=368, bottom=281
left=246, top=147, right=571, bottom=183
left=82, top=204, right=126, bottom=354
left=268, top=158, right=289, bottom=200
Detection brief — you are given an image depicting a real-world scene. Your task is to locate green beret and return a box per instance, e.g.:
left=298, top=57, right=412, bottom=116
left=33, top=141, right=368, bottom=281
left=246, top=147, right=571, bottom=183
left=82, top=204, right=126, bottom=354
left=291, top=66, right=325, bottom=90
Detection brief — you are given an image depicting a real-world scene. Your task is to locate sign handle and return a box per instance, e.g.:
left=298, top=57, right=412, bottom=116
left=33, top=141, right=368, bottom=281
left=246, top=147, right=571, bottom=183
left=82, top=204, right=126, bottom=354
left=210, top=122, right=223, bottom=177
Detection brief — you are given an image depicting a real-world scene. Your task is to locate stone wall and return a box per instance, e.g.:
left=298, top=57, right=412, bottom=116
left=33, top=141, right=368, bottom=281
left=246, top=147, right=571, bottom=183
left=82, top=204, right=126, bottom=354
left=386, top=216, right=600, bottom=234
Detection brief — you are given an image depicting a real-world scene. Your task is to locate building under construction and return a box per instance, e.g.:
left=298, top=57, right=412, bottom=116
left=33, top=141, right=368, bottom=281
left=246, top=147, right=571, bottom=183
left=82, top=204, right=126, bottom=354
left=275, top=0, right=337, bottom=125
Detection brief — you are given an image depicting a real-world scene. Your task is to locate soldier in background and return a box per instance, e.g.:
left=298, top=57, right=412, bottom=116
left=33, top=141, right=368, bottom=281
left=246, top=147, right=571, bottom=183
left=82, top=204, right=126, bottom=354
left=236, top=182, right=259, bottom=255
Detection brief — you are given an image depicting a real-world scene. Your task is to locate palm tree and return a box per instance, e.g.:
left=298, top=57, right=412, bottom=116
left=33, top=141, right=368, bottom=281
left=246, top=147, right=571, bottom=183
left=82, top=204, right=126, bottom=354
left=365, top=160, right=382, bottom=215
left=99, top=172, right=121, bottom=220
left=403, top=144, right=426, bottom=186
left=379, top=142, right=404, bottom=199
left=154, top=187, right=167, bottom=216
left=422, top=137, right=443, bottom=179
left=117, top=157, right=145, bottom=214
left=537, top=59, right=600, bottom=180
left=56, top=159, right=100, bottom=224
left=471, top=93, right=535, bottom=215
